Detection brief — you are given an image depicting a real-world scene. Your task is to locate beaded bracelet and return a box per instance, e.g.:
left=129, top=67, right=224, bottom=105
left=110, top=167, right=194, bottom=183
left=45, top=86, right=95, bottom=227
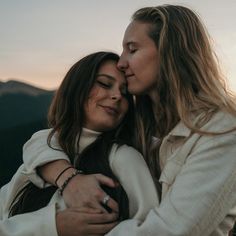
left=59, top=169, right=84, bottom=195
left=54, top=166, right=74, bottom=187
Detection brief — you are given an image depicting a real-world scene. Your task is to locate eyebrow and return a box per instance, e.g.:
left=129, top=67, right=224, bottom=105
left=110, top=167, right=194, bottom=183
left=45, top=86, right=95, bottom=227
left=96, top=74, right=127, bottom=86
left=96, top=74, right=115, bottom=81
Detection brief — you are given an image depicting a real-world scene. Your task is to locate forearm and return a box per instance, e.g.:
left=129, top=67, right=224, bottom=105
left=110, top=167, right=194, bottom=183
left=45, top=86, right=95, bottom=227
left=38, top=159, right=75, bottom=187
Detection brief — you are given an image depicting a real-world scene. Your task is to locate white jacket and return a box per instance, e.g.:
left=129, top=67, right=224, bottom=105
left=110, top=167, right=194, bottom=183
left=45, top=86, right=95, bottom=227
left=0, top=128, right=159, bottom=236
left=107, top=111, right=236, bottom=236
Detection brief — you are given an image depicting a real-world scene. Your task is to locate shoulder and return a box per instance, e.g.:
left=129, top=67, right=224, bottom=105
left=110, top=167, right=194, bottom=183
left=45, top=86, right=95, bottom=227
left=109, top=144, right=143, bottom=160
left=204, top=111, right=236, bottom=133
left=30, top=128, right=53, bottom=138
left=23, top=128, right=59, bottom=151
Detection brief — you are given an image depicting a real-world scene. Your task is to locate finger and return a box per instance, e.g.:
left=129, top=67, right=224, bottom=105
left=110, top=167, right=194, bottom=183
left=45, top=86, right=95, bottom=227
left=87, top=221, right=118, bottom=235
left=72, top=207, right=103, bottom=214
left=100, top=193, right=118, bottom=213
left=71, top=206, right=106, bottom=214
left=87, top=188, right=112, bottom=213
left=94, top=174, right=116, bottom=188
left=104, top=196, right=119, bottom=213
left=87, top=201, right=108, bottom=214
left=87, top=212, right=118, bottom=224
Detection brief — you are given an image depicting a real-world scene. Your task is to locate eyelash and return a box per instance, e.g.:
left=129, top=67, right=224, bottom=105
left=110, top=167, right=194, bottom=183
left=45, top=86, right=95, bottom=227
left=129, top=49, right=137, bottom=54
left=97, top=81, right=128, bottom=98
left=96, top=80, right=111, bottom=88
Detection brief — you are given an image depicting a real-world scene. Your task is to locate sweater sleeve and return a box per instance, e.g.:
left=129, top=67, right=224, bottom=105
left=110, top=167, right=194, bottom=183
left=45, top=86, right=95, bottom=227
left=107, top=133, right=236, bottom=236
left=109, top=144, right=160, bottom=221
left=0, top=204, right=58, bottom=236
left=0, top=165, right=58, bottom=236
left=22, top=129, right=70, bottom=188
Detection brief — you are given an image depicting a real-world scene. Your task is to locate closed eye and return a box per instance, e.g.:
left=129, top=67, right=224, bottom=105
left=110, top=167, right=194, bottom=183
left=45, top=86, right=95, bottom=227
left=96, top=80, right=111, bottom=88
left=127, top=42, right=138, bottom=54
left=129, top=48, right=137, bottom=54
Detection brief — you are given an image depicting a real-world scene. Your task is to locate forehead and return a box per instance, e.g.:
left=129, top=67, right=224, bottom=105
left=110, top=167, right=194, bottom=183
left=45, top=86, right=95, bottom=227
left=123, top=21, right=153, bottom=45
left=98, top=60, right=126, bottom=83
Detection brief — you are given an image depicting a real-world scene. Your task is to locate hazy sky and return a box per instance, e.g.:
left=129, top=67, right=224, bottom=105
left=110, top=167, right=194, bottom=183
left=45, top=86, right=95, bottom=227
left=0, top=0, right=236, bottom=92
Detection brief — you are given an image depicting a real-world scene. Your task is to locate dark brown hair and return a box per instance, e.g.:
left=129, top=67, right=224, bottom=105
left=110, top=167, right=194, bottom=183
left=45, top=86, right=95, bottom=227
left=9, top=51, right=136, bottom=220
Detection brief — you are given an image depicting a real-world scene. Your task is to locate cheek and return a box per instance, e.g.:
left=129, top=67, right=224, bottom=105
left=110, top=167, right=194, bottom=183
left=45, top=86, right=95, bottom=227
left=86, top=89, right=102, bottom=108
left=132, top=55, right=143, bottom=69
left=88, top=87, right=99, bottom=99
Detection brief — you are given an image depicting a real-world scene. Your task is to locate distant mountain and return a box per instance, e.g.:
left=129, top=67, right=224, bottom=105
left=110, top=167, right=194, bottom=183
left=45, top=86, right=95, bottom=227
left=0, top=80, right=55, bottom=186
left=0, top=80, right=55, bottom=129
left=0, top=120, right=48, bottom=186
left=0, top=80, right=53, bottom=96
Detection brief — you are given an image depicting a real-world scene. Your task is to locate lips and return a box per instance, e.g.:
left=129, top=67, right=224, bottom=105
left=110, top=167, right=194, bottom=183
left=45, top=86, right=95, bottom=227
left=100, top=105, right=119, bottom=116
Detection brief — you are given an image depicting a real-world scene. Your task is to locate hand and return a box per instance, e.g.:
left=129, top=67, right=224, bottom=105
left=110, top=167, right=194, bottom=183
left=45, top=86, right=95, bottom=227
left=62, top=174, right=119, bottom=213
left=56, top=207, right=118, bottom=236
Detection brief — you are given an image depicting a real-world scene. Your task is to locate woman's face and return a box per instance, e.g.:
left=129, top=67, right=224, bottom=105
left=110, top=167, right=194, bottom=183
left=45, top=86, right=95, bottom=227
left=118, top=20, right=160, bottom=97
left=84, top=60, right=129, bottom=132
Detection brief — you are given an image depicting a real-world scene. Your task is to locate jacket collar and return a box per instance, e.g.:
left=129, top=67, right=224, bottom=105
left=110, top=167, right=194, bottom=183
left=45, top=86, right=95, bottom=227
left=168, top=121, right=191, bottom=138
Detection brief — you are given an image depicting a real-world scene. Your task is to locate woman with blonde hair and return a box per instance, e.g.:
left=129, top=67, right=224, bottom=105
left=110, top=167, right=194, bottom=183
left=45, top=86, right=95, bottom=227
left=22, top=5, right=236, bottom=236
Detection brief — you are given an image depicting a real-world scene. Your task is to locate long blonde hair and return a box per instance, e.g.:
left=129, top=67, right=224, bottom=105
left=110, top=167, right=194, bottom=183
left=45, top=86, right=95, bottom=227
left=132, top=5, right=236, bottom=180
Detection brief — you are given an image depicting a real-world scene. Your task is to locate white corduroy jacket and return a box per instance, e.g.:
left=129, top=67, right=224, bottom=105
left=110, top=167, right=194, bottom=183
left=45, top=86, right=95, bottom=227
left=107, top=111, right=236, bottom=236
left=0, top=128, right=159, bottom=236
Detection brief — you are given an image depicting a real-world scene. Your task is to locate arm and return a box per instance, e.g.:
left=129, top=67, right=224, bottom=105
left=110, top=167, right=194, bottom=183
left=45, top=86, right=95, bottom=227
left=109, top=144, right=160, bottom=220
left=0, top=165, right=57, bottom=236
left=0, top=205, right=58, bottom=236
left=22, top=129, right=118, bottom=212
left=107, top=133, right=236, bottom=236
left=0, top=166, right=117, bottom=236
left=1, top=192, right=117, bottom=236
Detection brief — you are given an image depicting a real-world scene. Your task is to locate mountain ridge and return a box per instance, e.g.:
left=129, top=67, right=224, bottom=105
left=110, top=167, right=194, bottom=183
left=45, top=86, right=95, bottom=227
left=0, top=79, right=54, bottom=96
left=0, top=80, right=54, bottom=186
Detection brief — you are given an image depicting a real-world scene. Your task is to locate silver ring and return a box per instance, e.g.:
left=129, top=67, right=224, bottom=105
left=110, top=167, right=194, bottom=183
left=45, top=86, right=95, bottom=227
left=102, top=195, right=110, bottom=206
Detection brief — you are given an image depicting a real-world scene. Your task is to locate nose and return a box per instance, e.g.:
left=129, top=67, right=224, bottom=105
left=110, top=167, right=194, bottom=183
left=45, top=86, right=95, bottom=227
left=117, top=54, right=128, bottom=72
left=111, top=89, right=122, bottom=101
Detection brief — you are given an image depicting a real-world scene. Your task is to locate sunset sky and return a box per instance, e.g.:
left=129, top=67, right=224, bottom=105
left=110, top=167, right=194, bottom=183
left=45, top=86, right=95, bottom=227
left=1, top=0, right=236, bottom=92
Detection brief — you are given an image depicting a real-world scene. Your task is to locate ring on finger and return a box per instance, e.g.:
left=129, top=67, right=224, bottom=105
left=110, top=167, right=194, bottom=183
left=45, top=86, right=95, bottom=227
left=102, top=195, right=110, bottom=206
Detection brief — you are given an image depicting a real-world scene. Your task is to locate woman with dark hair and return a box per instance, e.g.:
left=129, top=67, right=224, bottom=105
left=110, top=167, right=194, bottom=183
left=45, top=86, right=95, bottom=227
left=23, top=4, right=236, bottom=236
left=0, top=51, right=158, bottom=236
left=20, top=4, right=236, bottom=236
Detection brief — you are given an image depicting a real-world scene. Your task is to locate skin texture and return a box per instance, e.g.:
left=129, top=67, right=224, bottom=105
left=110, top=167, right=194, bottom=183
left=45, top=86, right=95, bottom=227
left=117, top=21, right=159, bottom=97
left=84, top=60, right=129, bottom=131
left=56, top=207, right=118, bottom=236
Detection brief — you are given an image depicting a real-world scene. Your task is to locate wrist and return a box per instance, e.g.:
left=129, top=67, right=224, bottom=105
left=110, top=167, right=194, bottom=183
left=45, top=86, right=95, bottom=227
left=59, top=170, right=84, bottom=195
left=55, top=166, right=77, bottom=188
